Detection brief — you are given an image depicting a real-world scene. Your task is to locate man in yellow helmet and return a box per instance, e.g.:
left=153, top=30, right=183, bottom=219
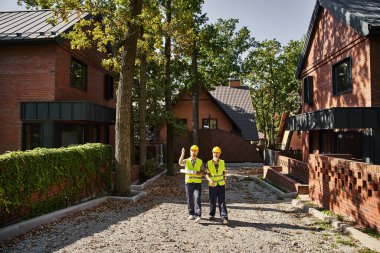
left=205, top=146, right=228, bottom=225
left=178, top=145, right=204, bottom=223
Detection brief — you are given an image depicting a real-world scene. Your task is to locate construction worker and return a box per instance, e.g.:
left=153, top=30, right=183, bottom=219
left=178, top=145, right=204, bottom=223
left=205, top=146, right=228, bottom=225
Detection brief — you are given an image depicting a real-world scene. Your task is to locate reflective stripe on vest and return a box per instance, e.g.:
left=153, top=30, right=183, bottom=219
left=185, top=158, right=203, bottom=183
left=207, top=159, right=225, bottom=186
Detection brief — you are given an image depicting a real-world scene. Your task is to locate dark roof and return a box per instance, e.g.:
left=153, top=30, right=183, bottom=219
left=208, top=86, right=259, bottom=141
left=296, top=0, right=380, bottom=78
left=0, top=10, right=88, bottom=42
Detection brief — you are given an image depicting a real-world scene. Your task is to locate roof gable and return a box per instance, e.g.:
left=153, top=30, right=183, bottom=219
left=0, top=10, right=89, bottom=42
left=208, top=86, right=259, bottom=141
left=296, top=0, right=380, bottom=78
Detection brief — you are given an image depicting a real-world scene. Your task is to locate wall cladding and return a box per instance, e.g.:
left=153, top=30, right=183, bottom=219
left=309, top=154, right=380, bottom=232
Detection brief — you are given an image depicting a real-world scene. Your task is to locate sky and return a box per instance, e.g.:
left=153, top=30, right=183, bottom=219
left=0, top=0, right=316, bottom=45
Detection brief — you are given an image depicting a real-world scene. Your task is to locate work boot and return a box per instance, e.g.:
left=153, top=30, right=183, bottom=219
left=187, top=215, right=195, bottom=220
left=222, top=218, right=228, bottom=225
left=195, top=217, right=201, bottom=223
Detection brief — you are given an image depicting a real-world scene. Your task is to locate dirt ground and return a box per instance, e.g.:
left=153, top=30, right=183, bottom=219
left=0, top=168, right=370, bottom=253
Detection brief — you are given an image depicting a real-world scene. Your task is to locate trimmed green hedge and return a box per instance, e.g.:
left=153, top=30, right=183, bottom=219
left=0, top=143, right=114, bottom=227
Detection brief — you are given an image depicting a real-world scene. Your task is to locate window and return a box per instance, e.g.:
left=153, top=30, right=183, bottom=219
left=333, top=57, right=352, bottom=95
left=55, top=124, right=85, bottom=147
left=104, top=126, right=109, bottom=144
left=23, top=123, right=42, bottom=150
left=202, top=118, right=217, bottom=129
left=303, top=76, right=313, bottom=105
left=179, top=118, right=187, bottom=126
left=70, top=58, right=87, bottom=90
left=93, top=126, right=100, bottom=142
left=104, top=74, right=114, bottom=99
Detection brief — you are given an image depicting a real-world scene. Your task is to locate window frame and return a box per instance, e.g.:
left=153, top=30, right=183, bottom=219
left=104, top=74, right=114, bottom=100
left=202, top=118, right=218, bottom=130
left=22, top=123, right=42, bottom=150
left=70, top=58, right=88, bottom=91
left=332, top=57, right=352, bottom=96
left=303, top=76, right=314, bottom=105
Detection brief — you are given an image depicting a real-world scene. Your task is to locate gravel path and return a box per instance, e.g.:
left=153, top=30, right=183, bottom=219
left=0, top=168, right=369, bottom=253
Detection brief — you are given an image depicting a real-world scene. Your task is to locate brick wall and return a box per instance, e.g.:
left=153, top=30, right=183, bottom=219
left=159, top=90, right=234, bottom=142
left=277, top=155, right=309, bottom=184
left=300, top=8, right=371, bottom=112
left=0, top=44, right=56, bottom=153
left=0, top=41, right=116, bottom=153
left=263, top=166, right=297, bottom=193
left=54, top=42, right=115, bottom=108
left=309, top=154, right=380, bottom=232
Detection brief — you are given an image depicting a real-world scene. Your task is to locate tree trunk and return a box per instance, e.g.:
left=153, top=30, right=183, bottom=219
left=165, top=0, right=174, bottom=176
left=271, top=84, right=277, bottom=147
left=139, top=52, right=147, bottom=177
left=192, top=39, right=199, bottom=145
left=114, top=0, right=142, bottom=196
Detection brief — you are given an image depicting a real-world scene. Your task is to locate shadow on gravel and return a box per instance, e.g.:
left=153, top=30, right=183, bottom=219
left=0, top=169, right=298, bottom=252
left=227, top=205, right=301, bottom=214
left=201, top=220, right=315, bottom=231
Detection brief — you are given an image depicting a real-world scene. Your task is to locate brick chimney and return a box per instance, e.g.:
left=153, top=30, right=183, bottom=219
left=229, top=79, right=241, bottom=88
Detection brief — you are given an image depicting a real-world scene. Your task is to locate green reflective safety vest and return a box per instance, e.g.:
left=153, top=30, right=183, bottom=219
left=207, top=159, right=225, bottom=186
left=185, top=158, right=203, bottom=183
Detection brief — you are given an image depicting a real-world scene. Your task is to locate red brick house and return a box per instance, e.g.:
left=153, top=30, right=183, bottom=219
left=285, top=0, right=380, bottom=164
left=0, top=10, right=115, bottom=154
left=282, top=0, right=380, bottom=231
left=159, top=80, right=262, bottom=162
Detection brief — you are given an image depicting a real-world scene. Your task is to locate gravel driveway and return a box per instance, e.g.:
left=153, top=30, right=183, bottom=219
left=0, top=168, right=368, bottom=252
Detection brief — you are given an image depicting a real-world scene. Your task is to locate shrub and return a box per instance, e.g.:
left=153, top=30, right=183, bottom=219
left=0, top=143, right=114, bottom=227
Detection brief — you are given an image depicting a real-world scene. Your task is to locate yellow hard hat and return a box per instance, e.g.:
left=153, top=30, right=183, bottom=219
left=212, top=146, right=221, bottom=153
left=190, top=145, right=199, bottom=151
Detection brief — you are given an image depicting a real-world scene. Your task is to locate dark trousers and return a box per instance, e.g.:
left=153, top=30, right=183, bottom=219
left=209, top=185, right=228, bottom=219
left=185, top=183, right=202, bottom=217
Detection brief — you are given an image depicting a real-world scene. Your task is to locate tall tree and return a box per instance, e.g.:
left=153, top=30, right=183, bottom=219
left=164, top=0, right=174, bottom=176
left=199, top=19, right=254, bottom=88
left=21, top=0, right=143, bottom=195
left=243, top=39, right=303, bottom=147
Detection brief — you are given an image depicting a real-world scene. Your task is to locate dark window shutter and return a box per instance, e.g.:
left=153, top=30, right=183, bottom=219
left=307, top=76, right=313, bottom=105
left=303, top=77, right=309, bottom=104
left=104, top=75, right=114, bottom=100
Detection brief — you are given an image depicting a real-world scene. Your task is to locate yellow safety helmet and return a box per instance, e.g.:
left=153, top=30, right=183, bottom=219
left=190, top=145, right=199, bottom=151
left=212, top=146, right=221, bottom=153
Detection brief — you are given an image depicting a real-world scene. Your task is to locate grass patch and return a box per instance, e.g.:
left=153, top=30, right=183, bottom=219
left=362, top=228, right=380, bottom=239
left=358, top=248, right=378, bottom=253
left=336, top=214, right=344, bottom=222
left=303, top=201, right=317, bottom=208
left=314, top=220, right=332, bottom=230
left=336, top=236, right=356, bottom=247
left=321, top=210, right=333, bottom=216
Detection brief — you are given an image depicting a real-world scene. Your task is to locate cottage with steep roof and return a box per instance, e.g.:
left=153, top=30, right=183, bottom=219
left=159, top=79, right=261, bottom=163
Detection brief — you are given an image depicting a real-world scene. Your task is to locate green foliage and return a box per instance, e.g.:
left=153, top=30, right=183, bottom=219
left=358, top=248, right=378, bottom=253
left=362, top=228, right=380, bottom=239
left=0, top=143, right=114, bottom=227
left=199, top=19, right=255, bottom=89
left=243, top=38, right=304, bottom=147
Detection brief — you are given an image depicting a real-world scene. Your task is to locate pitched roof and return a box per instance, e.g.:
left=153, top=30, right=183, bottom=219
left=0, top=10, right=88, bottom=42
left=296, top=0, right=380, bottom=78
left=208, top=86, right=259, bottom=141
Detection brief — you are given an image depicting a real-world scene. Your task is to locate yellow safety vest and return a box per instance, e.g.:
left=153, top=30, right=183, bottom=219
left=185, top=158, right=203, bottom=183
left=207, top=159, right=225, bottom=186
